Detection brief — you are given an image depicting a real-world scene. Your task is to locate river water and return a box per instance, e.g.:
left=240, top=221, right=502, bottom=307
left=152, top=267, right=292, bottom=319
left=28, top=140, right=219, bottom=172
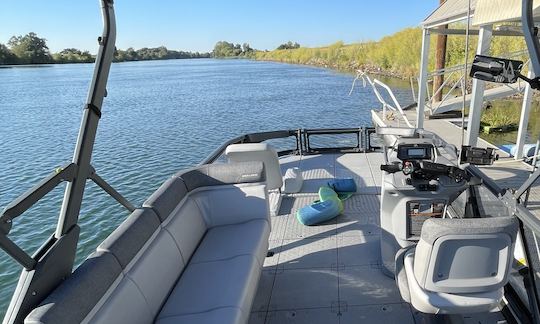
left=0, top=59, right=414, bottom=315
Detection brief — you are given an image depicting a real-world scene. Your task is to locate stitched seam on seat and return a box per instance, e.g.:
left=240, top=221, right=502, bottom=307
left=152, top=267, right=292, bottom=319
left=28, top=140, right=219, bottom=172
left=210, top=218, right=269, bottom=229
left=190, top=253, right=258, bottom=265
left=159, top=196, right=189, bottom=227
left=187, top=182, right=266, bottom=195
left=190, top=194, right=213, bottom=228
left=156, top=233, right=208, bottom=321
left=125, top=275, right=154, bottom=317
left=80, top=271, right=125, bottom=324
left=125, top=227, right=161, bottom=273
left=157, top=306, right=244, bottom=320
left=162, top=227, right=187, bottom=265
left=96, top=225, right=161, bottom=273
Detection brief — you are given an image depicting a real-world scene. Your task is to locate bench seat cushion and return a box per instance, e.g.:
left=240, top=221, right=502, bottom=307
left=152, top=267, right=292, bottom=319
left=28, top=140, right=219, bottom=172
left=156, top=255, right=261, bottom=323
left=155, top=307, right=243, bottom=324
left=190, top=219, right=270, bottom=266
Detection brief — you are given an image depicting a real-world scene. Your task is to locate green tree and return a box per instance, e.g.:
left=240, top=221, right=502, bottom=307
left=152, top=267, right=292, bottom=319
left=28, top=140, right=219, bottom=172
left=213, top=41, right=236, bottom=57
left=53, top=48, right=93, bottom=63
left=8, top=32, right=52, bottom=64
left=0, top=43, right=17, bottom=64
left=277, top=41, right=300, bottom=50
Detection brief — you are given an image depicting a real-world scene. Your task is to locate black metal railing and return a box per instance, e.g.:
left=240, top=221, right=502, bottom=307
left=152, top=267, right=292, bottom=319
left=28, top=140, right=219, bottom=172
left=467, top=165, right=540, bottom=322
left=201, top=127, right=378, bottom=165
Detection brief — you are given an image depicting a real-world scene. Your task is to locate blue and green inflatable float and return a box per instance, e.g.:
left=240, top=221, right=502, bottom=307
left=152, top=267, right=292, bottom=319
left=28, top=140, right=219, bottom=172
left=296, top=178, right=357, bottom=226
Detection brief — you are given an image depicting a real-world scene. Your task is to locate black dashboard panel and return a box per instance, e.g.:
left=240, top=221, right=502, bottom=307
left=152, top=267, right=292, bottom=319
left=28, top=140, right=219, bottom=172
left=397, top=144, right=433, bottom=161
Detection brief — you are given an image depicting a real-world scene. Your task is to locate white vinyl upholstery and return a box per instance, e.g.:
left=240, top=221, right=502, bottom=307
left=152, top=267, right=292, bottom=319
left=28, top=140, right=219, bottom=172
left=396, top=217, right=518, bottom=314
left=191, top=184, right=270, bottom=227
left=225, top=143, right=283, bottom=190
left=90, top=277, right=153, bottom=324
left=162, top=198, right=207, bottom=263
left=190, top=219, right=270, bottom=266
left=403, top=250, right=504, bottom=314
left=124, top=231, right=184, bottom=315
left=156, top=255, right=261, bottom=324
left=25, top=162, right=270, bottom=324
left=282, top=167, right=303, bottom=193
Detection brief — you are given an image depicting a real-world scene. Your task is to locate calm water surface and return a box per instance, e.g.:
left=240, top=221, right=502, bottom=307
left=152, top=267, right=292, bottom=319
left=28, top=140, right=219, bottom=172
left=0, top=59, right=413, bottom=315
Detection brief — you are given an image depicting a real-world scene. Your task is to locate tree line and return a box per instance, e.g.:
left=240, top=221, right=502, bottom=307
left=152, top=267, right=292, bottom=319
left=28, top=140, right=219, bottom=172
left=0, top=32, right=211, bottom=65
left=212, top=41, right=301, bottom=58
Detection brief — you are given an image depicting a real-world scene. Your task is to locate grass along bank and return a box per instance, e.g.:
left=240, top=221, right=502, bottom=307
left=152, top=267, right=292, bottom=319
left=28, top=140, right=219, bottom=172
left=254, top=27, right=527, bottom=79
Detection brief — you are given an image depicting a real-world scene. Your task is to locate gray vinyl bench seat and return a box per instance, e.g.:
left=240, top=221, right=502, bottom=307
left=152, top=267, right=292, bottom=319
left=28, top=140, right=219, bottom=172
left=25, top=161, right=270, bottom=324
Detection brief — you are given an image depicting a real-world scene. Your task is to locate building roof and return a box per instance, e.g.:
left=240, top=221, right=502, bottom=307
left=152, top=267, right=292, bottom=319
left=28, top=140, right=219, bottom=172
left=422, top=0, right=477, bottom=29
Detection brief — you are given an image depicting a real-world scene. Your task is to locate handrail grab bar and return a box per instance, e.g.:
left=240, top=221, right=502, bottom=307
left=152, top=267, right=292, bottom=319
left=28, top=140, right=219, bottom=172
left=372, top=79, right=413, bottom=128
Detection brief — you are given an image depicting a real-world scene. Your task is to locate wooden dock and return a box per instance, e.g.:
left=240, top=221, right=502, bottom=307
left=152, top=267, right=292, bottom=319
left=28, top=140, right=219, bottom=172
left=372, top=109, right=540, bottom=217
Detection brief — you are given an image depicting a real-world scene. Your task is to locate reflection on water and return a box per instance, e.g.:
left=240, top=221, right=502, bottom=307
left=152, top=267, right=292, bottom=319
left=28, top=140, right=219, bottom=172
left=480, top=100, right=540, bottom=145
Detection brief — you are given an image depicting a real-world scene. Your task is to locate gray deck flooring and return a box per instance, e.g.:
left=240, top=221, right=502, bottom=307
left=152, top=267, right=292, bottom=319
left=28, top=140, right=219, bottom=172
left=250, top=152, right=506, bottom=324
left=249, top=152, right=415, bottom=324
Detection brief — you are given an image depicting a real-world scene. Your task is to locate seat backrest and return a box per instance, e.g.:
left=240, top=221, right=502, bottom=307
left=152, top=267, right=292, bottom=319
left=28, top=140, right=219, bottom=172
left=413, top=217, right=518, bottom=294
left=225, top=143, right=283, bottom=190
left=175, top=161, right=270, bottom=228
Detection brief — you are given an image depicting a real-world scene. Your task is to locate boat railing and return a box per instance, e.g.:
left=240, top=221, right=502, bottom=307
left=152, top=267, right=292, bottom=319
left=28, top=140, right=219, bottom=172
left=467, top=163, right=540, bottom=317
left=351, top=70, right=414, bottom=128
left=201, top=127, right=379, bottom=165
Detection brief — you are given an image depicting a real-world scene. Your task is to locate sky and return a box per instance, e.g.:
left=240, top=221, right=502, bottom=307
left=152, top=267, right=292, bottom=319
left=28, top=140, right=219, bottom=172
left=0, top=0, right=438, bottom=54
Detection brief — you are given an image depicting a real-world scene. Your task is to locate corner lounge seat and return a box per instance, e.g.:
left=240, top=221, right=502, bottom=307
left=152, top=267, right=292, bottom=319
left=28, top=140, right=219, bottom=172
left=395, top=217, right=518, bottom=314
left=25, top=161, right=270, bottom=324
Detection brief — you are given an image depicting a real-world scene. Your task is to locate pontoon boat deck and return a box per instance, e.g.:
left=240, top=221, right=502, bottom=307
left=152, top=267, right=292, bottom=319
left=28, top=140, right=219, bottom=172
left=248, top=151, right=507, bottom=324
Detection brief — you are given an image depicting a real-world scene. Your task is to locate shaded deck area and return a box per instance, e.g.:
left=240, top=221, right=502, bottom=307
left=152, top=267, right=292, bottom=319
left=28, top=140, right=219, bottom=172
left=249, top=152, right=504, bottom=324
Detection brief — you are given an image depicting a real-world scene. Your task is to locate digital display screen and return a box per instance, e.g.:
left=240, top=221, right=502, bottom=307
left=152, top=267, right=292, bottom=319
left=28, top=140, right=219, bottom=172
left=397, top=144, right=433, bottom=161
left=407, top=148, right=426, bottom=157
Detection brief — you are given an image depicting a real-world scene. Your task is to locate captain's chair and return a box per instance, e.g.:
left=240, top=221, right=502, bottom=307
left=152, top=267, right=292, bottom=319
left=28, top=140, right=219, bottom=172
left=396, top=217, right=518, bottom=314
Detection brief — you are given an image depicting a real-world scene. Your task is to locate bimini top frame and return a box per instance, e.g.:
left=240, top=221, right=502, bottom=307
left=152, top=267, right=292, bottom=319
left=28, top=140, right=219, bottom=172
left=1, top=1, right=122, bottom=323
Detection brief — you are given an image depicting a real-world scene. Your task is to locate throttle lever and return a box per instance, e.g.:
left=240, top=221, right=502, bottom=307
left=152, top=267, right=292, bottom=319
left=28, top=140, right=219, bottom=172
left=380, top=163, right=402, bottom=173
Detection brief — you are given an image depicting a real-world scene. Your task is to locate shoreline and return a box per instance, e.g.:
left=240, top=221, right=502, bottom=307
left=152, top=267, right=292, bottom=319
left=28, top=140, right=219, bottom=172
left=0, top=56, right=212, bottom=68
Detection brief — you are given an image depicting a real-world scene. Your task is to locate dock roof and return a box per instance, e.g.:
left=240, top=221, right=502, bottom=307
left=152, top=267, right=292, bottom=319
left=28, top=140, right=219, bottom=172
left=473, top=0, right=540, bottom=26
left=422, top=0, right=477, bottom=29
left=423, top=0, right=540, bottom=29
